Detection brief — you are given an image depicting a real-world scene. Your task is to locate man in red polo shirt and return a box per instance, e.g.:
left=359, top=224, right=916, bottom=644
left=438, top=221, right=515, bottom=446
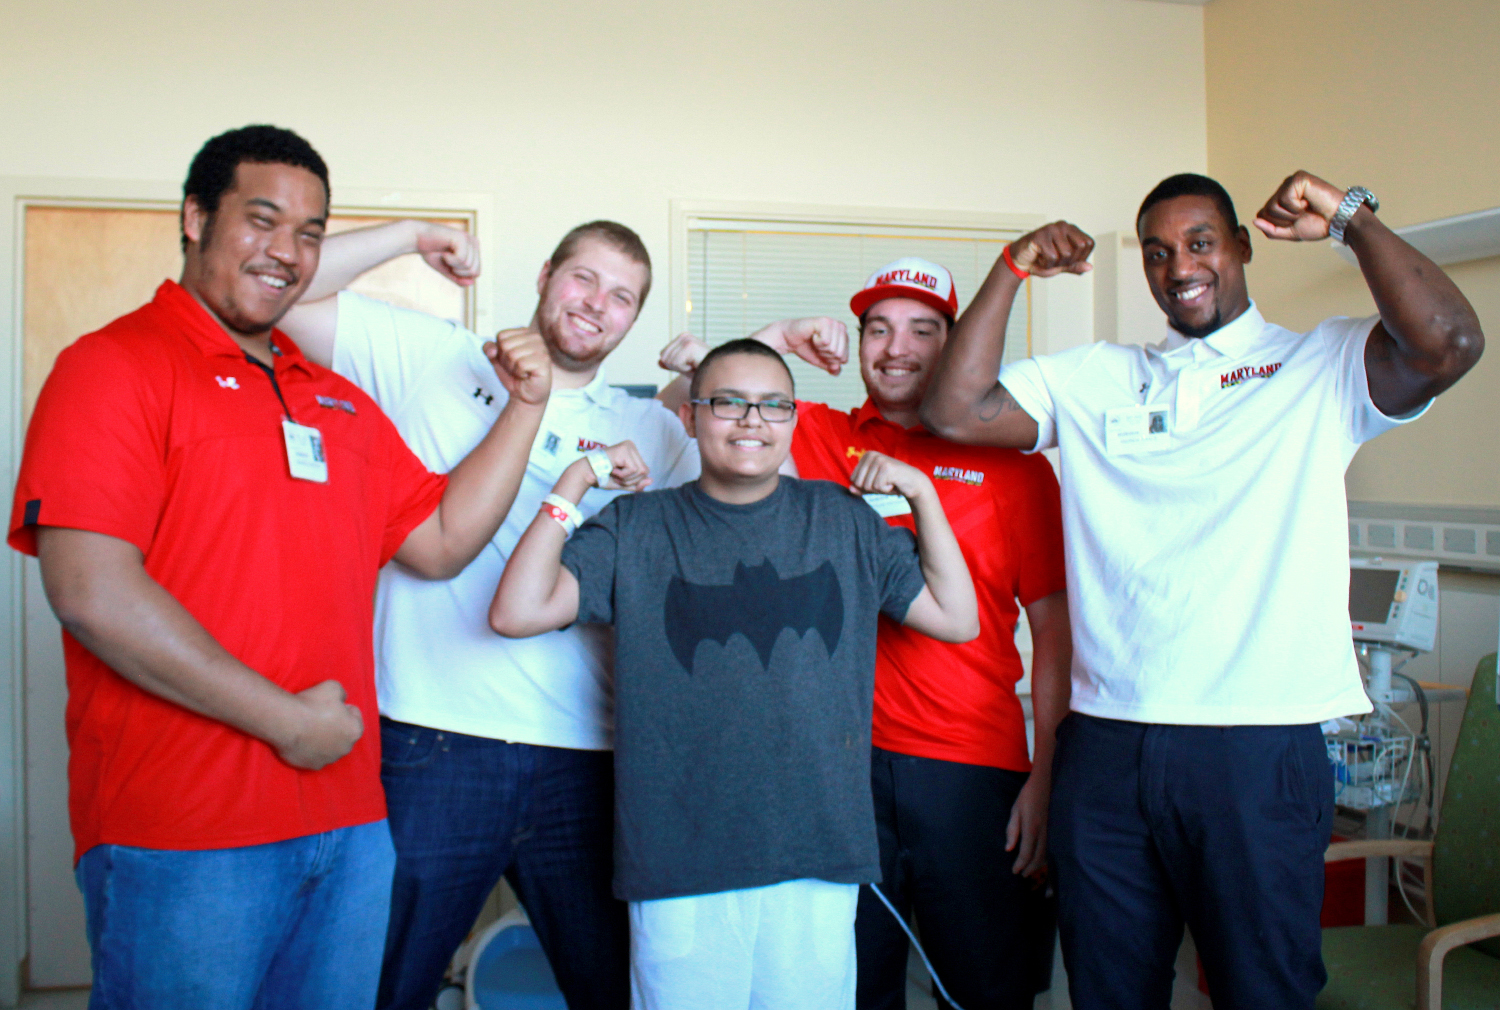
left=657, top=257, right=1071, bottom=1010
left=9, top=125, right=551, bottom=1010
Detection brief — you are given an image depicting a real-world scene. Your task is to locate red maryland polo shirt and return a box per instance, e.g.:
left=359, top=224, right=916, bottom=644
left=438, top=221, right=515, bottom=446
left=9, top=281, right=446, bottom=860
left=793, top=399, right=1065, bottom=771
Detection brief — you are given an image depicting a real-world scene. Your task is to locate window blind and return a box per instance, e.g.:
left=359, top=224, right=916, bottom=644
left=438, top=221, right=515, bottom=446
left=686, top=223, right=1031, bottom=410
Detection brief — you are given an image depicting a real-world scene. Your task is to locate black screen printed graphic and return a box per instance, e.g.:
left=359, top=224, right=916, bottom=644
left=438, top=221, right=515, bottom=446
left=663, top=559, right=844, bottom=673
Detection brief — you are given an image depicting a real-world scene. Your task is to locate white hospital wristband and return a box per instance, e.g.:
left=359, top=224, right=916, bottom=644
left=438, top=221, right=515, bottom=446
left=541, top=494, right=584, bottom=535
left=584, top=449, right=614, bottom=487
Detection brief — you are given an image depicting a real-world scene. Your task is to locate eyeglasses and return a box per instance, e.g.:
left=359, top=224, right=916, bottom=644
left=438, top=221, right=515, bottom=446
left=689, top=396, right=797, bottom=423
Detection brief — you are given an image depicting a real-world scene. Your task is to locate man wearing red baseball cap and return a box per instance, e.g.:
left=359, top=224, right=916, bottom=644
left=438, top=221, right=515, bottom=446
left=658, top=249, right=1072, bottom=1010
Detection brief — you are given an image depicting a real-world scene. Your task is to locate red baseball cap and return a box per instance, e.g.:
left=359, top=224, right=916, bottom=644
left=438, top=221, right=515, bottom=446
left=850, top=257, right=958, bottom=321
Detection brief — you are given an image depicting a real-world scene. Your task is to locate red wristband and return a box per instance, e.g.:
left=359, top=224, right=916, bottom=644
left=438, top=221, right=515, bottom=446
left=1002, top=244, right=1030, bottom=280
left=540, top=501, right=575, bottom=535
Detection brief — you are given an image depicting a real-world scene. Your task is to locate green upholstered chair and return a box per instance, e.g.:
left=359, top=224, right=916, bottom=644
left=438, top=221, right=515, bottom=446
left=1317, top=654, right=1500, bottom=1010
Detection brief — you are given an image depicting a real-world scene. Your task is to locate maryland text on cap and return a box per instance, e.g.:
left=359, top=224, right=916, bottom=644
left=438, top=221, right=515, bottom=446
left=850, top=257, right=959, bottom=321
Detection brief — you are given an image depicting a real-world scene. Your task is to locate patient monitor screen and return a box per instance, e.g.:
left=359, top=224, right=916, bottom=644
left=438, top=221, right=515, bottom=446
left=1349, top=568, right=1401, bottom=624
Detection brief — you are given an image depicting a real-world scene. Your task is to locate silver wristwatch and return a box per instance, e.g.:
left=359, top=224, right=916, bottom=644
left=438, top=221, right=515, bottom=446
left=1329, top=186, right=1379, bottom=244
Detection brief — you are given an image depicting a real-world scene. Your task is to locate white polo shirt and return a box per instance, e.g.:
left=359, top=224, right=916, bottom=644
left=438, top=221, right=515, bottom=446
left=333, top=293, right=699, bottom=749
left=1000, top=303, right=1423, bottom=726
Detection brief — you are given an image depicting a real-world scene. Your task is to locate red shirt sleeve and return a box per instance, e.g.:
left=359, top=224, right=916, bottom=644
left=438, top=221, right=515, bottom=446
left=1007, top=454, right=1066, bottom=608
left=374, top=409, right=447, bottom=566
left=9, top=334, right=168, bottom=557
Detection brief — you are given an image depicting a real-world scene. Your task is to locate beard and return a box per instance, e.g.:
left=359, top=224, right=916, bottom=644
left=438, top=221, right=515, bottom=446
left=1171, top=308, right=1222, bottom=340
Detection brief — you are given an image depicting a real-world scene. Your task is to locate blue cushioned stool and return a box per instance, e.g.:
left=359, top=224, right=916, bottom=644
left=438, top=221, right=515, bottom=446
left=465, top=910, right=567, bottom=1010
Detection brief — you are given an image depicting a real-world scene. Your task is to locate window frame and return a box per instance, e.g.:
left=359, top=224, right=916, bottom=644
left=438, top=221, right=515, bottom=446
left=668, top=198, right=1046, bottom=348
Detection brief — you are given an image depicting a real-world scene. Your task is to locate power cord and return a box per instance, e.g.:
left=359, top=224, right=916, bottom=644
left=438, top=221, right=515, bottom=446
left=866, top=883, right=968, bottom=1010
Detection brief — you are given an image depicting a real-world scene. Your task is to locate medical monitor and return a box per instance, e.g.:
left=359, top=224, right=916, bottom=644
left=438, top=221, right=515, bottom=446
left=1349, top=557, right=1438, bottom=653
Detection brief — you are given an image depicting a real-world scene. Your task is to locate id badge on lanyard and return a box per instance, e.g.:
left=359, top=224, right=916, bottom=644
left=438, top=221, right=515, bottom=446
left=282, top=420, right=328, bottom=482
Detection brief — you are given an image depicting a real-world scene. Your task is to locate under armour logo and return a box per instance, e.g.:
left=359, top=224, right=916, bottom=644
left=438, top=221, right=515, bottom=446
left=1139, top=382, right=1148, bottom=394
left=472, top=387, right=494, bottom=406
left=216, top=376, right=240, bottom=389
left=846, top=446, right=865, bottom=461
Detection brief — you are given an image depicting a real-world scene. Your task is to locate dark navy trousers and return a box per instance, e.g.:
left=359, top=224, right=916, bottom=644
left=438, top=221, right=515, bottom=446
left=855, top=748, right=1049, bottom=1010
left=1048, top=714, right=1334, bottom=1010
left=376, top=718, right=628, bottom=1010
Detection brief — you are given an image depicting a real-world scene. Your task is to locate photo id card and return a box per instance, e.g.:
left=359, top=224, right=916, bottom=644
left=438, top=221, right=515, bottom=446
left=1104, top=405, right=1171, bottom=456
left=862, top=492, right=913, bottom=518
left=282, top=420, right=328, bottom=483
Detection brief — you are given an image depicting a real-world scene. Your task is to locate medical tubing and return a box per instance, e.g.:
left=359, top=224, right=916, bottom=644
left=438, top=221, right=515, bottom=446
left=866, top=882, right=968, bottom=1010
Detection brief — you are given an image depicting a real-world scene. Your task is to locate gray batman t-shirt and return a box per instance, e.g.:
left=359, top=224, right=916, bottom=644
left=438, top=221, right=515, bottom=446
left=561, top=477, right=926, bottom=902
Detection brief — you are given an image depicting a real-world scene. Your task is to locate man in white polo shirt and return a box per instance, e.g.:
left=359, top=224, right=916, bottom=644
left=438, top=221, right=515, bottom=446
left=921, top=172, right=1483, bottom=1009
left=280, top=219, right=697, bottom=1010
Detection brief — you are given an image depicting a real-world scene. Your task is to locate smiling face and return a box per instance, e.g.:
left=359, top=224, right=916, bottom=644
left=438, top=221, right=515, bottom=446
left=532, top=236, right=649, bottom=375
left=180, top=161, right=328, bottom=339
left=859, top=297, right=949, bottom=422
left=1138, top=193, right=1253, bottom=339
left=678, top=351, right=797, bottom=498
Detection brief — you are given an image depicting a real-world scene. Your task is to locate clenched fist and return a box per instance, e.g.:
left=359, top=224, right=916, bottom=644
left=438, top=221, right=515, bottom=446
left=1252, top=171, right=1351, bottom=242
left=274, top=679, right=364, bottom=770
left=415, top=222, right=481, bottom=286
left=849, top=450, right=933, bottom=503
left=485, top=328, right=553, bottom=406
left=1008, top=222, right=1095, bottom=278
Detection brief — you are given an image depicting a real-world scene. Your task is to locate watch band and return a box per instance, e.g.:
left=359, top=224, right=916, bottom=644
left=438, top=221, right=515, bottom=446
left=584, top=449, right=614, bottom=487
left=1329, top=186, right=1379, bottom=244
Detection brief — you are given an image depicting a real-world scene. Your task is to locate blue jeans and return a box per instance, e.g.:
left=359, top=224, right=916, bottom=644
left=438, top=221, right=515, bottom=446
left=75, top=819, right=396, bottom=1010
left=1049, top=714, right=1334, bottom=1010
left=377, top=718, right=628, bottom=1010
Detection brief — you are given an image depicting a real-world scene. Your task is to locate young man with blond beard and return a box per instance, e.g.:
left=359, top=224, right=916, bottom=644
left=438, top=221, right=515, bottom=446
left=282, top=218, right=698, bottom=1009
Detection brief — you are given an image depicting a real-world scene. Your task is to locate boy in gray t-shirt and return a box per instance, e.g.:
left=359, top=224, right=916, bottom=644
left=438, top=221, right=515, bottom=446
left=491, top=339, right=977, bottom=1010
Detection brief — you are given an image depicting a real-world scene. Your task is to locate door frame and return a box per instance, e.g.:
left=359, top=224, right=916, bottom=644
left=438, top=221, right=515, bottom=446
left=0, top=176, right=494, bottom=1004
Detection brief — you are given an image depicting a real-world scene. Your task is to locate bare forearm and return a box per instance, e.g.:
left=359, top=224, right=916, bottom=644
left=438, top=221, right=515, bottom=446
left=301, top=221, right=422, bottom=302
left=909, top=490, right=978, bottom=638
left=405, top=399, right=547, bottom=578
left=1025, top=592, right=1073, bottom=774
left=657, top=373, right=691, bottom=413
left=921, top=262, right=1032, bottom=444
left=1346, top=209, right=1484, bottom=411
left=490, top=464, right=591, bottom=635
left=37, top=530, right=302, bottom=747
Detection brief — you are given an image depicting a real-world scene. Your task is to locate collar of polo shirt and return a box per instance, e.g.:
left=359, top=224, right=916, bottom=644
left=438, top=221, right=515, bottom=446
left=1152, top=300, right=1266, bottom=362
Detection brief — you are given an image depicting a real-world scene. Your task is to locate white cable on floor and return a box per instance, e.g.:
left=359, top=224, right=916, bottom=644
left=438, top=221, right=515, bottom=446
left=866, top=882, right=968, bottom=1010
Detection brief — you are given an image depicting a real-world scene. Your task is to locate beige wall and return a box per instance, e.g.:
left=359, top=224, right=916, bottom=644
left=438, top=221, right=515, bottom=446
left=0, top=0, right=1208, bottom=386
left=1205, top=0, right=1500, bottom=508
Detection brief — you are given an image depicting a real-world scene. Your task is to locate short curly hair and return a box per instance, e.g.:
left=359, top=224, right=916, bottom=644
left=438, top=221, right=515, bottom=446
left=1136, top=173, right=1239, bottom=236
left=180, top=125, right=330, bottom=252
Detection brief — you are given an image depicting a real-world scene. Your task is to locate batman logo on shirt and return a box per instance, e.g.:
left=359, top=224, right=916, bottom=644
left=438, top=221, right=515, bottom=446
left=663, top=559, right=844, bottom=674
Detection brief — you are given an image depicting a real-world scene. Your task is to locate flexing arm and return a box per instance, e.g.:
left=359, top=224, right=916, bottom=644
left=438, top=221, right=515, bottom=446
left=1005, top=590, right=1072, bottom=876
left=1252, top=172, right=1483, bottom=416
left=848, top=451, right=977, bottom=642
left=280, top=220, right=481, bottom=368
left=37, top=528, right=363, bottom=769
left=392, top=328, right=550, bottom=579
left=921, top=222, right=1094, bottom=447
left=656, top=318, right=849, bottom=412
left=489, top=441, right=652, bottom=636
